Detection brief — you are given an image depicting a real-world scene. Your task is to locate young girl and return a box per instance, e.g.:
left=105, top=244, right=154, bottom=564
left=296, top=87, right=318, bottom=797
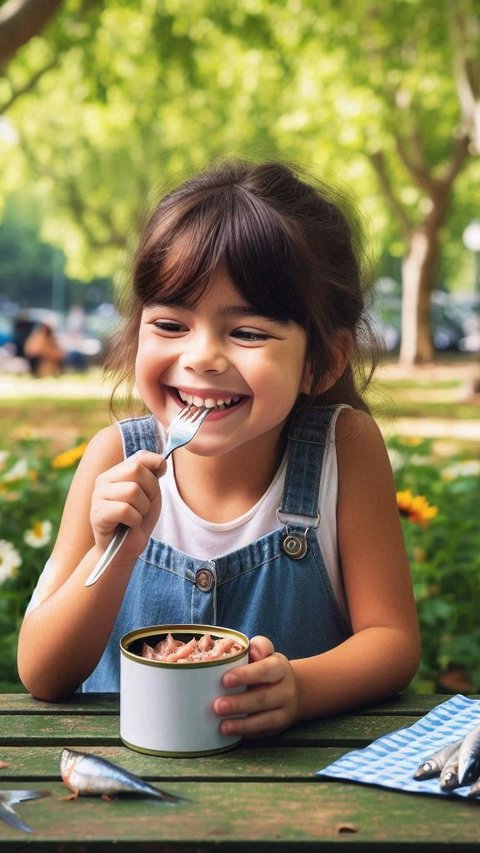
left=17, top=160, right=420, bottom=738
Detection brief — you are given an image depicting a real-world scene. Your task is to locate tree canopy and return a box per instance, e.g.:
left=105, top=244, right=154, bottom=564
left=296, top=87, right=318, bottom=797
left=0, top=0, right=478, bottom=361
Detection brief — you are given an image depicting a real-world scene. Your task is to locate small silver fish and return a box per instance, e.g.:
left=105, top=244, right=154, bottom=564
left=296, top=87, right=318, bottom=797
left=413, top=739, right=463, bottom=780
left=457, top=724, right=480, bottom=787
left=439, top=748, right=461, bottom=791
left=0, top=790, right=50, bottom=833
left=468, top=776, right=480, bottom=798
left=60, top=749, right=185, bottom=802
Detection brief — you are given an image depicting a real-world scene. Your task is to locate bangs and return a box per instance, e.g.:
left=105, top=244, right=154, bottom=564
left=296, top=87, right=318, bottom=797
left=133, top=186, right=309, bottom=326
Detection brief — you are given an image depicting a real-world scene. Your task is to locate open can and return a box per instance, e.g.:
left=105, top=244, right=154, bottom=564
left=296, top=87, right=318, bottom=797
left=120, top=624, right=249, bottom=756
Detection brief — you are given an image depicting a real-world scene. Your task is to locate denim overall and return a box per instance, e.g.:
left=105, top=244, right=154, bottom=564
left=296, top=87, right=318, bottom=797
left=83, top=404, right=352, bottom=692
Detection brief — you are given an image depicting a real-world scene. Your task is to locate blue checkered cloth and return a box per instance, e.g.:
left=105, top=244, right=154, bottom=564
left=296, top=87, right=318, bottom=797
left=316, top=694, right=480, bottom=799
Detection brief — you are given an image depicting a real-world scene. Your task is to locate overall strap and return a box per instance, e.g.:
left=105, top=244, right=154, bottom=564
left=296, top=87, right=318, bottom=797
left=279, top=404, right=338, bottom=521
left=117, top=415, right=163, bottom=458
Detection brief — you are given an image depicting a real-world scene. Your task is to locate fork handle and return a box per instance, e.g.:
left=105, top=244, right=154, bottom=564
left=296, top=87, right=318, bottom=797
left=84, top=523, right=130, bottom=587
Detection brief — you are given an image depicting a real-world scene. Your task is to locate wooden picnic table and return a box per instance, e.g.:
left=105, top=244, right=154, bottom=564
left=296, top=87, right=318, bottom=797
left=1, top=691, right=479, bottom=851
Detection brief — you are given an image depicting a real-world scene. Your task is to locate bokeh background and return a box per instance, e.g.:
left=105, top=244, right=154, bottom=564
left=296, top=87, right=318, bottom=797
left=0, top=0, right=479, bottom=693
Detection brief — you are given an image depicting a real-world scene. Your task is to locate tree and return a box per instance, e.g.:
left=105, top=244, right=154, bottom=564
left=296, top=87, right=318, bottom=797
left=366, top=1, right=478, bottom=364
left=4, top=1, right=291, bottom=279
left=0, top=0, right=62, bottom=67
left=360, top=1, right=473, bottom=364
left=263, top=0, right=477, bottom=363
left=0, top=0, right=104, bottom=115
left=2, top=0, right=478, bottom=368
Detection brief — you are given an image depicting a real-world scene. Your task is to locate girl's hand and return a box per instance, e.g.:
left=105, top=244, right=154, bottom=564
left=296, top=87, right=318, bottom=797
left=212, top=636, right=299, bottom=738
left=90, top=450, right=165, bottom=556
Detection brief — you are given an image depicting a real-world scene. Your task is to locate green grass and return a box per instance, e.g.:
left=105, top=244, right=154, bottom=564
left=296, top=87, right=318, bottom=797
left=0, top=682, right=26, bottom=693
left=371, top=400, right=480, bottom=420
left=376, top=379, right=460, bottom=391
left=367, top=370, right=480, bottom=421
left=0, top=399, right=110, bottom=450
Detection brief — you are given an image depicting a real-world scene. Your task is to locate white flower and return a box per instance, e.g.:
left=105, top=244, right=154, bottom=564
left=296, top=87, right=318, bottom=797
left=3, top=459, right=29, bottom=482
left=408, top=455, right=433, bottom=467
left=24, top=520, right=53, bottom=549
left=442, top=460, right=480, bottom=481
left=0, top=540, right=21, bottom=583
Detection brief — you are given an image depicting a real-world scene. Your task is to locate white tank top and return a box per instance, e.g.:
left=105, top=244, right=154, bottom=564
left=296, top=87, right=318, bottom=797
left=152, top=405, right=348, bottom=616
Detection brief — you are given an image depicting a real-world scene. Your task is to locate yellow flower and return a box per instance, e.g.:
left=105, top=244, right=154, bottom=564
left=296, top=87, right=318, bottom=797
left=24, top=520, right=53, bottom=548
left=52, top=442, right=88, bottom=469
left=396, top=489, right=438, bottom=528
left=399, top=437, right=424, bottom=447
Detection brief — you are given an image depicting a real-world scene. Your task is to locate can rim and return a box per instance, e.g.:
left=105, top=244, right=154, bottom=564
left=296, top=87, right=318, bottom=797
left=120, top=623, right=249, bottom=669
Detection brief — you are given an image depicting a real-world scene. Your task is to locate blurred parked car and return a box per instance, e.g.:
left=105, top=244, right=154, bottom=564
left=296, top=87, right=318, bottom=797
left=370, top=287, right=477, bottom=353
left=0, top=315, right=12, bottom=347
left=450, top=292, right=480, bottom=353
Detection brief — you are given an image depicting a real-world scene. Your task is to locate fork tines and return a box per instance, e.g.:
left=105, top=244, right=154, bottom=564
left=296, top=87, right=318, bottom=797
left=181, top=404, right=211, bottom=421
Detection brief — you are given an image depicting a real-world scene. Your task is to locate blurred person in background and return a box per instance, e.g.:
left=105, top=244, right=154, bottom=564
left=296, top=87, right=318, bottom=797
left=23, top=322, right=65, bottom=377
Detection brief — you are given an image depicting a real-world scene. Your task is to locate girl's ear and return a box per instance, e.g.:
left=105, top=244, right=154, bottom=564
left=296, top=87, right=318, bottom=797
left=301, top=328, right=353, bottom=396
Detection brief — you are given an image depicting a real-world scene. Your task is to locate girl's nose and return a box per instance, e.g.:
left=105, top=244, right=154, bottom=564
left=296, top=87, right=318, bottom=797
left=178, top=333, right=229, bottom=374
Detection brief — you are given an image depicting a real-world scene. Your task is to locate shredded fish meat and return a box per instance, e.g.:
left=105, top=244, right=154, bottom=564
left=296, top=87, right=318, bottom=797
left=140, top=633, right=244, bottom=663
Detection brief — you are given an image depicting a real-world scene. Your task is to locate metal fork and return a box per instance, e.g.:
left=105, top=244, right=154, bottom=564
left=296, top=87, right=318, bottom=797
left=84, top=404, right=211, bottom=587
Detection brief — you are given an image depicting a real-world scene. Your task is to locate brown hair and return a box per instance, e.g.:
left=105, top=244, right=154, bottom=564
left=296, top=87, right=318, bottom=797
left=106, top=159, right=379, bottom=412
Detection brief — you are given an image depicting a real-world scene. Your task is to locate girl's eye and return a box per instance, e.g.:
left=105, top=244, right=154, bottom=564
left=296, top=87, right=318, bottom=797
left=152, top=321, right=187, bottom=334
left=231, top=328, right=270, bottom=342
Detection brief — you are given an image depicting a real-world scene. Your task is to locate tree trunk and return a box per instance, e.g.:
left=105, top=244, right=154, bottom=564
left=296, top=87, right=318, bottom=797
left=400, top=225, right=439, bottom=365
left=398, top=132, right=469, bottom=366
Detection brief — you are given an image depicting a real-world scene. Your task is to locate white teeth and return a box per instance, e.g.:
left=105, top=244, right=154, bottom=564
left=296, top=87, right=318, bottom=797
left=176, top=389, right=242, bottom=410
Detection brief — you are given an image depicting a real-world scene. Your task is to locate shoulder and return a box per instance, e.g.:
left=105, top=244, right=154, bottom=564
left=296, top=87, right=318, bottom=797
left=334, top=406, right=385, bottom=448
left=334, top=408, right=393, bottom=489
left=76, top=423, right=125, bottom=478
left=86, top=423, right=124, bottom=458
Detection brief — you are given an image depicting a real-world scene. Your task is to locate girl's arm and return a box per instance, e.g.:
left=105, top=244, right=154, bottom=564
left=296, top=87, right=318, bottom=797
left=213, top=408, right=421, bottom=736
left=17, top=425, right=164, bottom=700
left=293, top=407, right=421, bottom=718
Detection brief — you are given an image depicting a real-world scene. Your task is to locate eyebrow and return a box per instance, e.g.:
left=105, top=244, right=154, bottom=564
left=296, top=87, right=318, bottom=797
left=219, top=305, right=289, bottom=325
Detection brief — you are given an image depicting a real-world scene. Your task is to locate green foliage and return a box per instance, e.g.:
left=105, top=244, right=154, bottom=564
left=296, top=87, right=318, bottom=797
left=0, top=190, right=113, bottom=309
left=0, top=193, right=54, bottom=302
left=1, top=0, right=477, bottom=287
left=0, top=438, right=84, bottom=685
left=389, top=436, right=480, bottom=692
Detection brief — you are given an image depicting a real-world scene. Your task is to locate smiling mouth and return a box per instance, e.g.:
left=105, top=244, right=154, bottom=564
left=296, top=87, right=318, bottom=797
left=168, top=386, right=246, bottom=411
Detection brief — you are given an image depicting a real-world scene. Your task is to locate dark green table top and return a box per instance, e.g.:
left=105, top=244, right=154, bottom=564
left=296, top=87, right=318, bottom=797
left=0, top=692, right=479, bottom=851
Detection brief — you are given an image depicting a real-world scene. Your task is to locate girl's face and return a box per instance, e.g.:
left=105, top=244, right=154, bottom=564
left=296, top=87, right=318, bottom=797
left=135, top=271, right=309, bottom=459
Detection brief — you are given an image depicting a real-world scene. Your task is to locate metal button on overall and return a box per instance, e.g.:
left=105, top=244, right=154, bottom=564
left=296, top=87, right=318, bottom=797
left=281, top=532, right=308, bottom=559
left=196, top=568, right=214, bottom=592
